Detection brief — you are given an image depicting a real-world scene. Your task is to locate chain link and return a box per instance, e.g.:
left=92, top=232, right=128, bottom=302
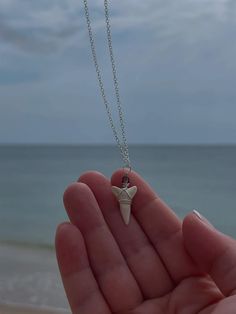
left=83, top=0, right=131, bottom=170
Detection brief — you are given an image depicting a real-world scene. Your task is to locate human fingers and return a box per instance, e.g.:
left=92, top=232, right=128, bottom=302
left=55, top=222, right=111, bottom=314
left=183, top=211, right=236, bottom=296
left=111, top=169, right=199, bottom=283
left=79, top=171, right=173, bottom=298
left=63, top=182, right=142, bottom=312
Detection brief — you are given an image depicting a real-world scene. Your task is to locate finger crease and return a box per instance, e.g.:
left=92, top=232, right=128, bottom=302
left=95, top=262, right=128, bottom=281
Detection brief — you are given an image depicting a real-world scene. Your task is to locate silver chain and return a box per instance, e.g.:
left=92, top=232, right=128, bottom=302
left=83, top=0, right=131, bottom=170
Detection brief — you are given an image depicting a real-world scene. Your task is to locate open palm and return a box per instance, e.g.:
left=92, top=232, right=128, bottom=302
left=55, top=170, right=236, bottom=314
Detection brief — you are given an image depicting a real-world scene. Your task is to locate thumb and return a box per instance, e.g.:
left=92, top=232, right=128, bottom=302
left=182, top=210, right=236, bottom=296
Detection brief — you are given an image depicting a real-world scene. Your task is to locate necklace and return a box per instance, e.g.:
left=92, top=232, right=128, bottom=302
left=82, top=0, right=137, bottom=225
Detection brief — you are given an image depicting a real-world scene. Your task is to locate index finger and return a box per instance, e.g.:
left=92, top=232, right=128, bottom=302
left=111, top=169, right=199, bottom=283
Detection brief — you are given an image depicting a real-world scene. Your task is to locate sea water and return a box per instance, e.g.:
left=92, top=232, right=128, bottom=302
left=0, top=144, right=235, bottom=246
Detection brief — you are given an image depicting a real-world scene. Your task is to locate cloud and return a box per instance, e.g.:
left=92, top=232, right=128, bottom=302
left=0, top=0, right=235, bottom=54
left=0, top=20, right=58, bottom=54
left=0, top=1, right=81, bottom=54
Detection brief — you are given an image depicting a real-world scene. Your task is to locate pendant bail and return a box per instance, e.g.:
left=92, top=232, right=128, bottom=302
left=122, top=174, right=130, bottom=188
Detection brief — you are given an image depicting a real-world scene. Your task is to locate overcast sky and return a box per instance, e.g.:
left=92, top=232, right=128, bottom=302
left=0, top=0, right=236, bottom=144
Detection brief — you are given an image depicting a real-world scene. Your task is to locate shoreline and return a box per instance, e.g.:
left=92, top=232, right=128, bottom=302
left=0, top=303, right=70, bottom=314
left=0, top=244, right=69, bottom=311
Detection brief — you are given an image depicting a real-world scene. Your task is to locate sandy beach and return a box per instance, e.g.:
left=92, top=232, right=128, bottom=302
left=0, top=304, right=70, bottom=314
left=0, top=244, right=70, bottom=313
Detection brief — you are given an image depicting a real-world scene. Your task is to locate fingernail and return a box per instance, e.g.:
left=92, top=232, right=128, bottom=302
left=193, top=209, right=214, bottom=227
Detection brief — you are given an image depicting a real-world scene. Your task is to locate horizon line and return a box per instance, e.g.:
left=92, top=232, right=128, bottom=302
left=0, top=142, right=236, bottom=146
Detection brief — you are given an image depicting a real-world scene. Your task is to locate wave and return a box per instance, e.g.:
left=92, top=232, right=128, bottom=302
left=0, top=239, right=54, bottom=251
left=0, top=301, right=70, bottom=313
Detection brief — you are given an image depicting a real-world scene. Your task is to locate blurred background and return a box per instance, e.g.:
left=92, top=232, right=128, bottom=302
left=0, top=0, right=235, bottom=313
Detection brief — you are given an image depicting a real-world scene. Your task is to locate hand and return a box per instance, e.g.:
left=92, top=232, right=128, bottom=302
left=55, top=170, right=236, bottom=314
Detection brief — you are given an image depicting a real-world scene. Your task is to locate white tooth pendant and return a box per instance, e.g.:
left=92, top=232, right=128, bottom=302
left=111, top=174, right=137, bottom=225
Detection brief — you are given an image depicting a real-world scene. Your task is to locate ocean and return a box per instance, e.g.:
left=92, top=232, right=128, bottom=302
left=0, top=144, right=236, bottom=311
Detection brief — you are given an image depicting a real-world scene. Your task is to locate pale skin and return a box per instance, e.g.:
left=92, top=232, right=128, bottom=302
left=55, top=169, right=236, bottom=314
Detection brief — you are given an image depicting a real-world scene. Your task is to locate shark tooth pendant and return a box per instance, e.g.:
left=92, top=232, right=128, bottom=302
left=111, top=174, right=137, bottom=225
